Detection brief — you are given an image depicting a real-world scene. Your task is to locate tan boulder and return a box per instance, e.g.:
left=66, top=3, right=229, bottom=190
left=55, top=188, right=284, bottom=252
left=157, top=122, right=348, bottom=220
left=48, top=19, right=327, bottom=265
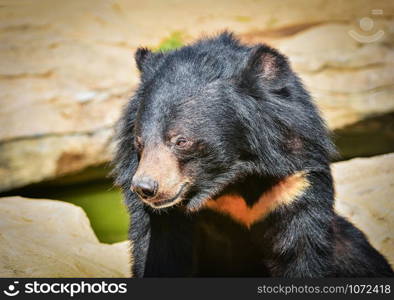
left=0, top=196, right=131, bottom=277
left=334, top=153, right=394, bottom=267
left=0, top=128, right=114, bottom=191
left=272, top=23, right=394, bottom=130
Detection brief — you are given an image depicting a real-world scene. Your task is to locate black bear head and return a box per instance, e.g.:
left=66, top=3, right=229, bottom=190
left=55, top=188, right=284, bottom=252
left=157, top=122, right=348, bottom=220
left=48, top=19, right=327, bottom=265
left=114, top=32, right=335, bottom=211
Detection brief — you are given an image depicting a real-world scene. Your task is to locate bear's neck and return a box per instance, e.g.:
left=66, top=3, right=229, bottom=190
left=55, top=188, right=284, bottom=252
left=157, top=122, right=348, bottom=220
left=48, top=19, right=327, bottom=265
left=221, top=174, right=282, bottom=207
left=204, top=171, right=312, bottom=228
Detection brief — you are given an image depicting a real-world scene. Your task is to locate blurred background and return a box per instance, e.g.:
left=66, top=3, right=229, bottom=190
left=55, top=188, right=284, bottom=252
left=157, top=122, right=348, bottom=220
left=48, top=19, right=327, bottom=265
left=0, top=0, right=393, bottom=249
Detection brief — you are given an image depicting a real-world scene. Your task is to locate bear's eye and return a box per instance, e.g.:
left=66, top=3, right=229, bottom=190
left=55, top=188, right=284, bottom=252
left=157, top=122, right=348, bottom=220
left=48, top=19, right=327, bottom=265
left=171, top=136, right=192, bottom=149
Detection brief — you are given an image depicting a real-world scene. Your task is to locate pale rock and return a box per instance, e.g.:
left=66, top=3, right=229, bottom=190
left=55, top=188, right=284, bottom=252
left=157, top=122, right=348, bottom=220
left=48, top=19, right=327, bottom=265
left=334, top=153, right=394, bottom=267
left=0, top=128, right=114, bottom=191
left=0, top=196, right=131, bottom=278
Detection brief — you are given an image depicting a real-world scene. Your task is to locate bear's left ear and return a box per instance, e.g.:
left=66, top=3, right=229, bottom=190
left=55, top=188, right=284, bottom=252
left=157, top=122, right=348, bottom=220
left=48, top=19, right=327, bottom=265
left=241, top=45, right=292, bottom=91
left=135, top=47, right=153, bottom=72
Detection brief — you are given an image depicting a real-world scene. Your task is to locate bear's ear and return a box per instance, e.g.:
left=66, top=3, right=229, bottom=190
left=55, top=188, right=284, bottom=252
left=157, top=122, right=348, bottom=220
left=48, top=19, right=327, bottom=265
left=135, top=47, right=153, bottom=72
left=241, top=45, right=292, bottom=91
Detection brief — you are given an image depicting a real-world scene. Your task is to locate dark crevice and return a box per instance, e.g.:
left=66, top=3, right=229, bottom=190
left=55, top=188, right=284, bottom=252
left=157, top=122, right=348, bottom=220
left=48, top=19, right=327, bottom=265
left=333, top=112, right=394, bottom=161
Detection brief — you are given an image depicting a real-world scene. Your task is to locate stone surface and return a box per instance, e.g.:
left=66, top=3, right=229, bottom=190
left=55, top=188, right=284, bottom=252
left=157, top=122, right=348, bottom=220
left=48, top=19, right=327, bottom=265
left=334, top=153, right=394, bottom=267
left=0, top=128, right=114, bottom=191
left=1, top=0, right=393, bottom=190
left=0, top=196, right=131, bottom=278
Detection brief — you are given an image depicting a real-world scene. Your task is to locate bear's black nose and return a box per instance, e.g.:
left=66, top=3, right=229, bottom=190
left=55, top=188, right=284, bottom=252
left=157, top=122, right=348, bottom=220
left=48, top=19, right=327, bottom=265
left=131, top=177, right=158, bottom=199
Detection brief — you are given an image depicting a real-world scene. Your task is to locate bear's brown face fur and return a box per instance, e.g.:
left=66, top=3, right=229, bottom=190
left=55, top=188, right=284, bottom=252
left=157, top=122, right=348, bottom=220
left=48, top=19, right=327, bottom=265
left=132, top=142, right=191, bottom=209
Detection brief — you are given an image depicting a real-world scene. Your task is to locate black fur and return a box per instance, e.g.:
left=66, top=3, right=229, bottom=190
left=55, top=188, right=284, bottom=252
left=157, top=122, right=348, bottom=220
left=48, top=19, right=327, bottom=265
left=113, top=32, right=393, bottom=277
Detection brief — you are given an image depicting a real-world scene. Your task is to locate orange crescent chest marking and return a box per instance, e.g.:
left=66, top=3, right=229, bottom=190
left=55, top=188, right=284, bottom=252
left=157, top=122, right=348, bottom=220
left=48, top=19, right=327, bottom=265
left=203, top=172, right=309, bottom=228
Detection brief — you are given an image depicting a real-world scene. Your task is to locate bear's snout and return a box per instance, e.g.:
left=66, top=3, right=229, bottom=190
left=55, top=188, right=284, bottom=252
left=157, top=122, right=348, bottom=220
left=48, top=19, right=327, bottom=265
left=131, top=143, right=189, bottom=208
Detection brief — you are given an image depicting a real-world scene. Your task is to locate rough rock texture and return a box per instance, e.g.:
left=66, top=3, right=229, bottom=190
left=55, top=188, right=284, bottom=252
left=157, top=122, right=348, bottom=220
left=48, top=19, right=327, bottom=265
left=334, top=153, right=394, bottom=267
left=1, top=0, right=393, bottom=190
left=0, top=197, right=131, bottom=278
left=0, top=129, right=114, bottom=190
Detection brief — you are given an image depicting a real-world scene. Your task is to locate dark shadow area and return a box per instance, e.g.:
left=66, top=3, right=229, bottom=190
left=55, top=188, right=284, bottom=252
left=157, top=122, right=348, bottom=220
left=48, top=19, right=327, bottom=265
left=333, top=113, right=394, bottom=161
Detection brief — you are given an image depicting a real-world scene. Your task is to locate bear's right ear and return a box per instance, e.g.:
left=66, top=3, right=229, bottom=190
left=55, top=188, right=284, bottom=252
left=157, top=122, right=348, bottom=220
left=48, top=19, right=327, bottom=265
left=135, top=47, right=153, bottom=72
left=241, top=45, right=292, bottom=91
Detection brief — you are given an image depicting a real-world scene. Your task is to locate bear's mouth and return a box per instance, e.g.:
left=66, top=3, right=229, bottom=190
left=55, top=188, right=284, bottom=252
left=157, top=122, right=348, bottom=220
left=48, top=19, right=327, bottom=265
left=146, top=183, right=189, bottom=209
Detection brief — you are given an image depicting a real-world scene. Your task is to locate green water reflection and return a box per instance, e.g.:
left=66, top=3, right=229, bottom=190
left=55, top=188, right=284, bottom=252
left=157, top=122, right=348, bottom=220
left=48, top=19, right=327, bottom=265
left=57, top=181, right=129, bottom=244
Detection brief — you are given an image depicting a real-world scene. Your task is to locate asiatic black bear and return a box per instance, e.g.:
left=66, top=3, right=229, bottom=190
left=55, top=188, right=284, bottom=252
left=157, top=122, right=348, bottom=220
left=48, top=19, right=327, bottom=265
left=113, top=32, right=393, bottom=277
